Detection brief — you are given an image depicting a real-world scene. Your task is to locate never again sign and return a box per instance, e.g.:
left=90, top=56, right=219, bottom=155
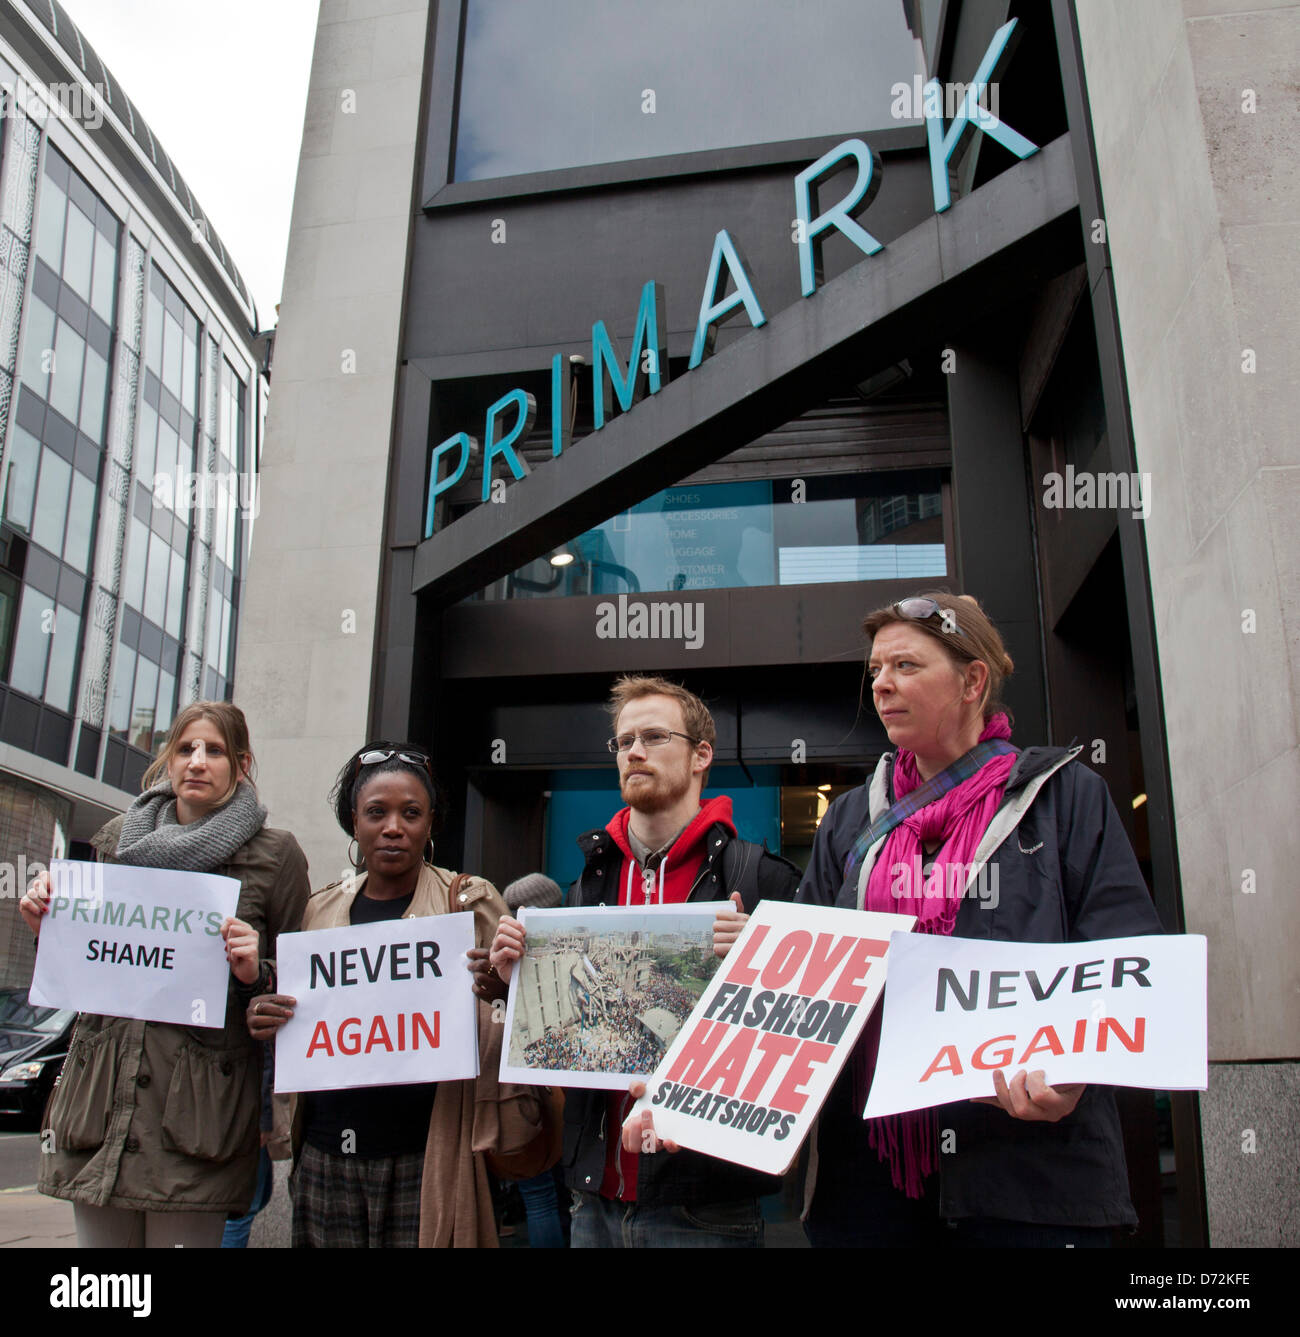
left=274, top=911, right=478, bottom=1094
left=863, top=933, right=1208, bottom=1118
left=628, top=901, right=915, bottom=1175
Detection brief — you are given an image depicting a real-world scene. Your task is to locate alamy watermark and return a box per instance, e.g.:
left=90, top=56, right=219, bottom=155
left=152, top=468, right=258, bottom=519
left=595, top=594, right=704, bottom=651
left=1042, top=465, right=1151, bottom=520
left=0, top=74, right=103, bottom=130
left=890, top=858, right=1000, bottom=910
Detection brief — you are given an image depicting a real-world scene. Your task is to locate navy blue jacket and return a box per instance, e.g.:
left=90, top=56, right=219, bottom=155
left=799, top=746, right=1165, bottom=1227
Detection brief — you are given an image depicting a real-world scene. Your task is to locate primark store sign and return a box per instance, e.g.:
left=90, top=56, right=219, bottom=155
left=423, top=20, right=1037, bottom=538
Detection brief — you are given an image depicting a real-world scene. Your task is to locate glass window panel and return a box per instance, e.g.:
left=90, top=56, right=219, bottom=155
left=145, top=288, right=163, bottom=374
left=162, top=312, right=182, bottom=399
left=108, top=643, right=135, bottom=735
left=79, top=344, right=108, bottom=439
left=454, top=0, right=920, bottom=182
left=31, top=450, right=71, bottom=555
left=9, top=586, right=50, bottom=696
left=218, top=597, right=232, bottom=674
left=124, top=517, right=148, bottom=609
left=19, top=297, right=56, bottom=396
left=155, top=668, right=176, bottom=741
left=130, top=656, right=157, bottom=751
left=63, top=472, right=96, bottom=573
left=2, top=425, right=41, bottom=532
left=91, top=231, right=117, bottom=325
left=135, top=400, right=158, bottom=482
left=181, top=328, right=197, bottom=415
left=62, top=203, right=95, bottom=300
left=165, top=547, right=185, bottom=639
left=49, top=320, right=85, bottom=422
left=214, top=485, right=229, bottom=563
left=143, top=532, right=168, bottom=627
left=34, top=178, right=66, bottom=270
left=155, top=418, right=178, bottom=504
left=44, top=603, right=80, bottom=712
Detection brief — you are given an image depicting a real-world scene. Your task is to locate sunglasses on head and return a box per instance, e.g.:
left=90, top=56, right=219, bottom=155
left=892, top=597, right=965, bottom=636
left=351, top=748, right=433, bottom=786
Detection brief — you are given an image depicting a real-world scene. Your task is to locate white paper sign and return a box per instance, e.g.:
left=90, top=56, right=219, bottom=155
left=29, top=860, right=240, bottom=1028
left=628, top=900, right=916, bottom=1176
left=274, top=912, right=478, bottom=1093
left=863, top=932, right=1208, bottom=1118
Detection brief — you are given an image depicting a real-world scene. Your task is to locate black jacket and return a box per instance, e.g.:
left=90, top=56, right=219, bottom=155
left=561, top=818, right=800, bottom=1208
left=799, top=746, right=1166, bottom=1227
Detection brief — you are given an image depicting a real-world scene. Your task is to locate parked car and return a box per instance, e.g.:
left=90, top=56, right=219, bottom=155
left=0, top=987, right=75, bottom=1126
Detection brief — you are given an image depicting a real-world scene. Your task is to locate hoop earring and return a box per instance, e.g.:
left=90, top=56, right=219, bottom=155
left=423, top=837, right=435, bottom=865
left=348, top=838, right=362, bottom=869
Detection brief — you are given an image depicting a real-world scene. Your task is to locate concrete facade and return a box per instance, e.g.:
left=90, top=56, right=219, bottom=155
left=233, top=0, right=430, bottom=887
left=1075, top=0, right=1299, bottom=1243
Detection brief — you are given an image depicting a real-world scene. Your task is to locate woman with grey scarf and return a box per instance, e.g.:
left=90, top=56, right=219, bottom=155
left=20, top=701, right=310, bottom=1247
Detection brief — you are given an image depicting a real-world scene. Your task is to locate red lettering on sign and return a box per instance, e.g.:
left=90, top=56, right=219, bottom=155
left=919, top=1044, right=963, bottom=1081
left=971, top=1035, right=1015, bottom=1069
left=828, top=938, right=889, bottom=1003
left=1097, top=1016, right=1145, bottom=1053
left=1018, top=1025, right=1065, bottom=1063
left=666, top=1019, right=730, bottom=1085
left=795, top=933, right=856, bottom=996
left=739, top=1032, right=801, bottom=1102
left=770, top=1040, right=834, bottom=1114
left=725, top=925, right=771, bottom=986
left=698, top=1026, right=756, bottom=1096
left=760, top=931, right=813, bottom=990
left=306, top=1021, right=333, bottom=1058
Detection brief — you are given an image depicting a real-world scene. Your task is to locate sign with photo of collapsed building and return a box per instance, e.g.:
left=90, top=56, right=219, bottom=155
left=499, top=905, right=721, bottom=1090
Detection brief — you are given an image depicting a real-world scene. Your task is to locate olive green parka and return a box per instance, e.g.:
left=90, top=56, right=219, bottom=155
left=37, top=813, right=309, bottom=1214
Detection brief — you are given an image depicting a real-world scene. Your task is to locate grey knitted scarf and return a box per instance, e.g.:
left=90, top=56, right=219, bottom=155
left=114, top=779, right=267, bottom=872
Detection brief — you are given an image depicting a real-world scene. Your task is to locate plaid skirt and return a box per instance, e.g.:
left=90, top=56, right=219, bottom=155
left=290, top=1142, right=424, bottom=1248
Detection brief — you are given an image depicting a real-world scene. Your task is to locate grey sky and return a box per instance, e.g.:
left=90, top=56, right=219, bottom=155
left=55, top=0, right=318, bottom=324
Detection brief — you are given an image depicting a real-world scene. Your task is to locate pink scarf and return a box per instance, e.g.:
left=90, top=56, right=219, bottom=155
left=858, top=714, right=1016, bottom=1198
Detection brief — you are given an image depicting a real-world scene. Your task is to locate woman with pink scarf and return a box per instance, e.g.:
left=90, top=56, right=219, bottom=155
left=797, top=593, right=1163, bottom=1248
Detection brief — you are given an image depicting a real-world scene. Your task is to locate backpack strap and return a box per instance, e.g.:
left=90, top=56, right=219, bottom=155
left=720, top=836, right=764, bottom=913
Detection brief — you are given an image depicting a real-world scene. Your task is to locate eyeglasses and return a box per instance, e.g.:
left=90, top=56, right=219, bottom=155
left=606, top=729, right=700, bottom=754
left=352, top=749, right=433, bottom=784
left=893, top=597, right=964, bottom=636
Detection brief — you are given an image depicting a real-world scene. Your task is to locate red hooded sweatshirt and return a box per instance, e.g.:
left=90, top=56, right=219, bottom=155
left=598, top=794, right=736, bottom=1202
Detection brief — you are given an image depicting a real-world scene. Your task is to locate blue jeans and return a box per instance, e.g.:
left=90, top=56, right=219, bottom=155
left=222, top=1148, right=273, bottom=1249
left=517, top=1170, right=567, bottom=1248
left=570, top=1191, right=762, bottom=1248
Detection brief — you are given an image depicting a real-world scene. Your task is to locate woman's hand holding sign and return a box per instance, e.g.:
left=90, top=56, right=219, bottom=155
left=971, top=1067, right=1086, bottom=1122
left=221, top=917, right=261, bottom=984
left=19, top=870, right=52, bottom=936
left=246, top=993, right=297, bottom=1040
left=488, top=915, right=526, bottom=984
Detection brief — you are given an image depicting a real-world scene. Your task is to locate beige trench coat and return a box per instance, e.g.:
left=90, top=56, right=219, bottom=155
left=38, top=814, right=310, bottom=1214
left=284, top=863, right=542, bottom=1248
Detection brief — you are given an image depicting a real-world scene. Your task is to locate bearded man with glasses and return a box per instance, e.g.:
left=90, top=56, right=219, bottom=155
left=490, top=674, right=798, bottom=1247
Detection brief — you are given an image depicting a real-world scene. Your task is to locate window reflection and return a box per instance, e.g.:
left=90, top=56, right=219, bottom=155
left=454, top=0, right=922, bottom=182
left=471, top=472, right=947, bottom=601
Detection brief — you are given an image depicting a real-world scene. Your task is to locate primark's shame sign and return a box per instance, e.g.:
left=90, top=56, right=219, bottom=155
left=424, top=21, right=1037, bottom=537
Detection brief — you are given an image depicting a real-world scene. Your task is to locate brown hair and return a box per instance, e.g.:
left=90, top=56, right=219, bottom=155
left=142, top=700, right=256, bottom=805
left=607, top=675, right=716, bottom=784
left=862, top=592, right=1015, bottom=723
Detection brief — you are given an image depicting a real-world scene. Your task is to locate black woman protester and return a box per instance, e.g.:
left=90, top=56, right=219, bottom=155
left=246, top=742, right=526, bottom=1248
left=21, top=701, right=310, bottom=1248
left=797, top=594, right=1164, bottom=1248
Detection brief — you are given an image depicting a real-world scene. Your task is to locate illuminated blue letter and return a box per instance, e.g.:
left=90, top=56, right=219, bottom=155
left=688, top=230, right=766, bottom=370
left=550, top=353, right=570, bottom=458
left=794, top=139, right=883, bottom=298
left=481, top=389, right=536, bottom=502
left=424, top=432, right=474, bottom=537
left=926, top=19, right=1037, bottom=213
left=591, top=281, right=668, bottom=430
